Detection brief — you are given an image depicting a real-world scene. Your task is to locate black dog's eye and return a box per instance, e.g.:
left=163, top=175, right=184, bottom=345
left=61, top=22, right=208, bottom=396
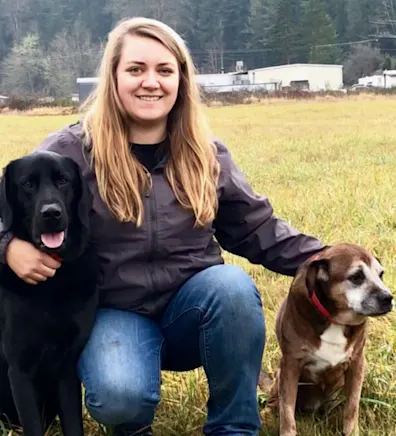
left=379, top=271, right=384, bottom=280
left=21, top=180, right=33, bottom=189
left=57, top=177, right=69, bottom=186
left=348, top=269, right=365, bottom=285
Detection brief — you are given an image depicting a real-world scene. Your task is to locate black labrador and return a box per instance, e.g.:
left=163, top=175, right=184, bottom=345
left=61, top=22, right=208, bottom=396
left=0, top=150, right=98, bottom=436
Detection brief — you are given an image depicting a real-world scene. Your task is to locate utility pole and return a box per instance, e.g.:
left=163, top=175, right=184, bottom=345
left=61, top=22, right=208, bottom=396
left=370, top=0, right=396, bottom=39
left=370, top=20, right=396, bottom=39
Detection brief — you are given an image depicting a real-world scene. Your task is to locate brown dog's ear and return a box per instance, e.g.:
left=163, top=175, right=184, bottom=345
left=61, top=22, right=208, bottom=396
left=305, top=259, right=330, bottom=297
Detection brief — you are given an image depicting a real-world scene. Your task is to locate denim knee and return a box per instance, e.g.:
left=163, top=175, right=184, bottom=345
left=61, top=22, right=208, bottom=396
left=78, top=308, right=163, bottom=427
left=204, top=264, right=263, bottom=315
left=84, top=373, right=160, bottom=426
left=199, top=264, right=266, bottom=345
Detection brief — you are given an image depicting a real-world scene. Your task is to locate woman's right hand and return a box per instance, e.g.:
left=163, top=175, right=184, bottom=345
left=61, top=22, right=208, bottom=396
left=5, top=238, right=62, bottom=285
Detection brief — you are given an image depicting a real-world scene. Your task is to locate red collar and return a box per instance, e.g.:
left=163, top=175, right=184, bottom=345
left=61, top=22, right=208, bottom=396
left=311, top=291, right=338, bottom=324
left=49, top=253, right=63, bottom=262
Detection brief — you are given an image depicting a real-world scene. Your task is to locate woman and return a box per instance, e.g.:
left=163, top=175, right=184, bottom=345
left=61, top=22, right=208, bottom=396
left=0, top=17, right=323, bottom=436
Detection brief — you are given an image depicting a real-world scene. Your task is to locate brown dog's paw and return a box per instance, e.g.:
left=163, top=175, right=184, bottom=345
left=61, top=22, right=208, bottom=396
left=258, top=370, right=273, bottom=392
left=259, top=369, right=280, bottom=409
left=280, top=430, right=297, bottom=436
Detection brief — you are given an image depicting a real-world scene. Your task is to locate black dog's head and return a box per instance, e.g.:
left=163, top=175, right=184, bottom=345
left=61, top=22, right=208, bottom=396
left=0, top=151, right=91, bottom=260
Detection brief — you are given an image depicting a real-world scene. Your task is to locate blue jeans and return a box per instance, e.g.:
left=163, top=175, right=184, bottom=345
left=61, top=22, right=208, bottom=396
left=78, top=265, right=266, bottom=435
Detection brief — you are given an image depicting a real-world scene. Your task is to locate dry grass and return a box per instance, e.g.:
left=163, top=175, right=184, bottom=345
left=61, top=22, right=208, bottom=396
left=0, top=106, right=77, bottom=117
left=1, top=95, right=396, bottom=435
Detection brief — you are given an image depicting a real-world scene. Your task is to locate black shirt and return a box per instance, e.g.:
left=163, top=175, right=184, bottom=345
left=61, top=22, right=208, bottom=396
left=131, top=140, right=167, bottom=172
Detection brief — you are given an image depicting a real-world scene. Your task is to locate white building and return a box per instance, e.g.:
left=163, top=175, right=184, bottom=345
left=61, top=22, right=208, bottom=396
left=358, top=74, right=384, bottom=87
left=196, top=73, right=235, bottom=87
left=196, top=71, right=276, bottom=93
left=358, top=70, right=396, bottom=88
left=384, top=70, right=396, bottom=87
left=0, top=95, right=9, bottom=106
left=76, top=77, right=99, bottom=102
left=248, top=64, right=343, bottom=91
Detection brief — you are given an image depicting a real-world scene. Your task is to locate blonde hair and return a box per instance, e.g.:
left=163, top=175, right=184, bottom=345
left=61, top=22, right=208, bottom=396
left=81, top=17, right=219, bottom=227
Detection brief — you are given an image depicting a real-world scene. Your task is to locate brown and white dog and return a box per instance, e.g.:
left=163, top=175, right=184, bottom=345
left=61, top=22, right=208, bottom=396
left=267, top=243, right=393, bottom=436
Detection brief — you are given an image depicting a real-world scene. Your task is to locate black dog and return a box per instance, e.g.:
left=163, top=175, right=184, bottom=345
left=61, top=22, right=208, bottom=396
left=0, top=151, right=98, bottom=436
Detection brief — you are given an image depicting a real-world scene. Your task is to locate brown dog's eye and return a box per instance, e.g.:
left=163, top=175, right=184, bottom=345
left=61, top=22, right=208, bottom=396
left=348, top=269, right=365, bottom=285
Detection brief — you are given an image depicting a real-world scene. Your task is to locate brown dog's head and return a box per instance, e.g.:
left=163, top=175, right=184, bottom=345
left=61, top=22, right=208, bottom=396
left=305, top=244, right=393, bottom=324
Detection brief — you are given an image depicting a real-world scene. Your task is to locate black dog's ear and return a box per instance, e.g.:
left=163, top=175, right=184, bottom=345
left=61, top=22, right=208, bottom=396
left=305, top=258, right=330, bottom=298
left=0, top=162, right=14, bottom=231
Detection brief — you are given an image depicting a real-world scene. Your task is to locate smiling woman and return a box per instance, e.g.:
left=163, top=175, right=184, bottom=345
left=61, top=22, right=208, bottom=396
left=116, top=34, right=180, bottom=144
left=81, top=17, right=219, bottom=228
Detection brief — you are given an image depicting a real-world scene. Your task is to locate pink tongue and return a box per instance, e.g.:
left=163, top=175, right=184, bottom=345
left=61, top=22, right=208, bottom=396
left=40, top=231, right=65, bottom=248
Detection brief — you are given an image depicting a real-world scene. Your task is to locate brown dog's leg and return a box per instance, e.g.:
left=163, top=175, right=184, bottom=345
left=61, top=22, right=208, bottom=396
left=279, top=357, right=301, bottom=436
left=343, top=351, right=365, bottom=436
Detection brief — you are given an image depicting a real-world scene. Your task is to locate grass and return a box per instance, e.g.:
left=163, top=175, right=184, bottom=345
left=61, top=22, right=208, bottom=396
left=1, top=95, right=396, bottom=435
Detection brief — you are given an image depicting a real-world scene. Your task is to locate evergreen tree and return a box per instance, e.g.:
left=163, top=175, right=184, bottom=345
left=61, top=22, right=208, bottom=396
left=250, top=0, right=278, bottom=67
left=222, top=0, right=252, bottom=51
left=269, top=0, right=303, bottom=65
left=323, top=0, right=349, bottom=42
left=301, top=0, right=341, bottom=63
left=346, top=0, right=376, bottom=41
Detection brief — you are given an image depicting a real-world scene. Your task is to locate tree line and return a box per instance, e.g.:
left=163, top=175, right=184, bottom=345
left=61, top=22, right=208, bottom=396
left=1, top=0, right=395, bottom=97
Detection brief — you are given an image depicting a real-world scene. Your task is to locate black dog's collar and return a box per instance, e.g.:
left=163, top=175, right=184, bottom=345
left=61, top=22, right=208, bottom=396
left=49, top=253, right=63, bottom=262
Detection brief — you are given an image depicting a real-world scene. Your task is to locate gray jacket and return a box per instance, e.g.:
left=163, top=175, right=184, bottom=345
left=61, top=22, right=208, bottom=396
left=0, top=122, right=323, bottom=318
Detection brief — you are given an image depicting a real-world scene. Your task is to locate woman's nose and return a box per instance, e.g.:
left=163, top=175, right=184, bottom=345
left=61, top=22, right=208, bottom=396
left=141, top=71, right=160, bottom=89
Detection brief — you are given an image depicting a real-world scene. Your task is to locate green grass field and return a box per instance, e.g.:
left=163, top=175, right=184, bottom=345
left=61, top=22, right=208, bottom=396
left=1, top=96, right=396, bottom=435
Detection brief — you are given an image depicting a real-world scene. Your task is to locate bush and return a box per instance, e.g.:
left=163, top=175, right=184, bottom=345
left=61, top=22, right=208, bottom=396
left=6, top=95, right=41, bottom=111
left=3, top=95, right=79, bottom=112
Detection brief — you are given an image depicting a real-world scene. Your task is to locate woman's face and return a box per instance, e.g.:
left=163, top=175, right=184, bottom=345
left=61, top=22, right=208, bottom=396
left=116, top=34, right=180, bottom=128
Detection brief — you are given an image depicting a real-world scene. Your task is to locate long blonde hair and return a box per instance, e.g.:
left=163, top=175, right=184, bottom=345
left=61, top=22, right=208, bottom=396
left=81, top=17, right=219, bottom=227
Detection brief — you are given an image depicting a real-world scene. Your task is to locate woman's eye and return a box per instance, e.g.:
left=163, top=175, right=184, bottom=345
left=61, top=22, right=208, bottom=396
left=128, top=67, right=141, bottom=74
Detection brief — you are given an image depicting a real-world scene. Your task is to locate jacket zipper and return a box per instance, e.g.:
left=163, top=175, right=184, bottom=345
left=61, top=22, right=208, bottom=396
left=143, top=168, right=157, bottom=291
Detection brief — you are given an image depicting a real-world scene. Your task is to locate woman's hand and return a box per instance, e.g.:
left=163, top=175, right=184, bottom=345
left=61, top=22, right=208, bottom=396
left=5, top=237, right=62, bottom=285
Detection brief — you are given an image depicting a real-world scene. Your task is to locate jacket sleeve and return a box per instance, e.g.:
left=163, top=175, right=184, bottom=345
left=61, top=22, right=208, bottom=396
left=0, top=221, right=14, bottom=264
left=213, top=140, right=324, bottom=276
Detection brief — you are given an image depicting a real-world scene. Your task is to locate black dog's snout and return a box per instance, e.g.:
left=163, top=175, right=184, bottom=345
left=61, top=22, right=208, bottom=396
left=40, top=203, right=62, bottom=220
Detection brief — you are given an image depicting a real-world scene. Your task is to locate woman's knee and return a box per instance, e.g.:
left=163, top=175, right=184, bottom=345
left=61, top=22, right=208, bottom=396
left=84, top=373, right=160, bottom=426
left=202, top=265, right=264, bottom=314
left=189, top=265, right=266, bottom=367
left=197, top=264, right=266, bottom=342
left=77, top=309, right=163, bottom=426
